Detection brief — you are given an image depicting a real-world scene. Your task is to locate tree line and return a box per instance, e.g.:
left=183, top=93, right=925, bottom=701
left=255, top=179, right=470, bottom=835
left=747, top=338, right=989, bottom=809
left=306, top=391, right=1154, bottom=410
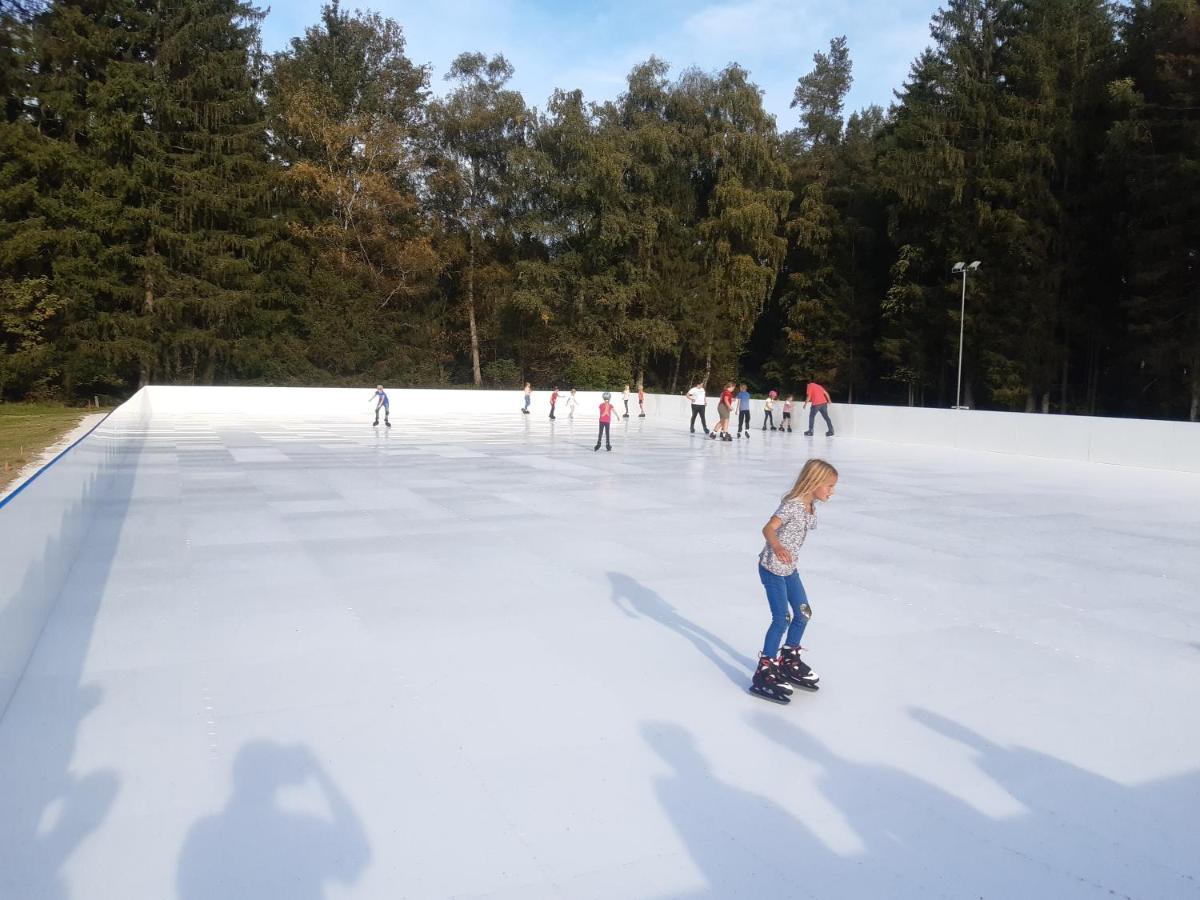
left=1, top=0, right=1196, bottom=419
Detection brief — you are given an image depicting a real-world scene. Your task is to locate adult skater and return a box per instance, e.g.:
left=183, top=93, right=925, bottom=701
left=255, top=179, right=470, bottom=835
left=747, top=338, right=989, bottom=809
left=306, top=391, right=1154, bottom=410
left=594, top=391, right=618, bottom=452
left=522, top=382, right=532, bottom=415
left=550, top=386, right=559, bottom=420
left=566, top=388, right=578, bottom=419
left=710, top=382, right=735, bottom=441
left=370, top=385, right=391, bottom=427
left=762, top=391, right=777, bottom=430
left=803, top=380, right=834, bottom=436
left=750, top=458, right=839, bottom=704
left=637, top=384, right=646, bottom=417
left=736, top=383, right=752, bottom=439
left=685, top=381, right=709, bottom=434
left=622, top=384, right=632, bottom=418
left=781, top=395, right=795, bottom=432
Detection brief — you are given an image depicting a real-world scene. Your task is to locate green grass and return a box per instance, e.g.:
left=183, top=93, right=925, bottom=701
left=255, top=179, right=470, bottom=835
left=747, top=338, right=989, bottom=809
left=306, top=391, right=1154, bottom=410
left=0, top=403, right=94, bottom=492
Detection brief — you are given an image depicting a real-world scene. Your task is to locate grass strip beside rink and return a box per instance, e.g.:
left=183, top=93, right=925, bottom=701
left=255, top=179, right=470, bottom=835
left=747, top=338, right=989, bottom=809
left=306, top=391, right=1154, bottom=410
left=0, top=404, right=90, bottom=491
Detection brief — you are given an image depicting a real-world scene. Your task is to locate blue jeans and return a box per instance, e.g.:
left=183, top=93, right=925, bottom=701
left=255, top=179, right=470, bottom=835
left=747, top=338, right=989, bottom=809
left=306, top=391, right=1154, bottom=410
left=759, top=564, right=810, bottom=657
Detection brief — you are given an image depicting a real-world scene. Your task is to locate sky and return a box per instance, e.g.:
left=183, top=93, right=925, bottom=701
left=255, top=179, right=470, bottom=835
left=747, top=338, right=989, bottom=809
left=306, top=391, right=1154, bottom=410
left=258, top=0, right=942, bottom=128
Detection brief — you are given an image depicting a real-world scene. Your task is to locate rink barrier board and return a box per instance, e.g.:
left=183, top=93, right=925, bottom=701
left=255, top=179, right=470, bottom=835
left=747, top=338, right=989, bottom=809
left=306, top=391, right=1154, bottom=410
left=0, top=388, right=152, bottom=719
left=1, top=385, right=1197, bottom=719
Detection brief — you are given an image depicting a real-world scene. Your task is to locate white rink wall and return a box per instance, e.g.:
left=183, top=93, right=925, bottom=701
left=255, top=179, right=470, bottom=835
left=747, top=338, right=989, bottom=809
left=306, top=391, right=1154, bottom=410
left=0, top=388, right=151, bottom=716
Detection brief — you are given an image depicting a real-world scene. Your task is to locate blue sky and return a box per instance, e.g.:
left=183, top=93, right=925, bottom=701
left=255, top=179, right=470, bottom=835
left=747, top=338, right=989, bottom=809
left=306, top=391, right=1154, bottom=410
left=259, top=0, right=942, bottom=127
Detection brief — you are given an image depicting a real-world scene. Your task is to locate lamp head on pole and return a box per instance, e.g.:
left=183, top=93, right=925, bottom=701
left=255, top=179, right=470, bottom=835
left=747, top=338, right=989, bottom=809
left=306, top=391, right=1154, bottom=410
left=968, top=260, right=981, bottom=271
left=952, top=261, right=965, bottom=273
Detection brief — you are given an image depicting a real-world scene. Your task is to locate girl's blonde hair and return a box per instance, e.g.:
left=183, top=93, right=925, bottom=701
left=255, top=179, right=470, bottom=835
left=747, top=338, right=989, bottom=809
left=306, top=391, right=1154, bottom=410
left=783, top=458, right=839, bottom=502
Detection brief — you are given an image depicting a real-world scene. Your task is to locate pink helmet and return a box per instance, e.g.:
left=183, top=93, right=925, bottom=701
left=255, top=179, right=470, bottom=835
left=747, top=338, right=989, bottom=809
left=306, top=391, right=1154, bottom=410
left=768, top=390, right=778, bottom=399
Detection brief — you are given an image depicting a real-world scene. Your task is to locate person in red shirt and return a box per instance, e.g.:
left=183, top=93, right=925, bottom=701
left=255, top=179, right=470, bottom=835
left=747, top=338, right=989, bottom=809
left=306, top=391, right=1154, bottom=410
left=637, top=384, right=646, bottom=417
left=803, top=381, right=834, bottom=436
left=549, top=386, right=559, bottom=420
left=594, top=391, right=617, bottom=451
left=710, top=382, right=735, bottom=442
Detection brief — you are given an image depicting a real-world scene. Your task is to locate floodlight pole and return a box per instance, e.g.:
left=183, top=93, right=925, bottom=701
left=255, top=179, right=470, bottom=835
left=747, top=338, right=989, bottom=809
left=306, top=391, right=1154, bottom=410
left=952, top=261, right=980, bottom=410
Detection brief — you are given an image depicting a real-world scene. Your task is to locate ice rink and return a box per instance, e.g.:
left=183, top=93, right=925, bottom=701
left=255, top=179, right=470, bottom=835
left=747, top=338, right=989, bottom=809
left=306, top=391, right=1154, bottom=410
left=2, top=391, right=1199, bottom=899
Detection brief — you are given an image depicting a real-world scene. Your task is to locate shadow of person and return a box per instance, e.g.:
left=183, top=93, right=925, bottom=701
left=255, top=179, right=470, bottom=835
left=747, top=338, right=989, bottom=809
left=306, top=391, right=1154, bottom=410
left=640, top=721, right=824, bottom=899
left=177, top=742, right=370, bottom=900
left=908, top=707, right=1200, bottom=897
left=0, top=424, right=141, bottom=899
left=608, top=572, right=754, bottom=689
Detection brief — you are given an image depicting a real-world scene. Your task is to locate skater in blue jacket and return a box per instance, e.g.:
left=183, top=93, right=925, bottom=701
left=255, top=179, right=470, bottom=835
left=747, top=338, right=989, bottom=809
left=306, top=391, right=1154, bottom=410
left=370, top=386, right=391, bottom=427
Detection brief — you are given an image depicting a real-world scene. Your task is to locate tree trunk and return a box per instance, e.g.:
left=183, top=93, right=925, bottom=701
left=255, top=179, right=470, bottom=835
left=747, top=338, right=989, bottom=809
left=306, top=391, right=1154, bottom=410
left=1041, top=391, right=1050, bottom=414
left=1087, top=341, right=1100, bottom=415
left=140, top=266, right=154, bottom=387
left=703, top=341, right=712, bottom=387
left=467, top=229, right=481, bottom=386
left=669, top=350, right=681, bottom=394
left=1061, top=350, right=1069, bottom=414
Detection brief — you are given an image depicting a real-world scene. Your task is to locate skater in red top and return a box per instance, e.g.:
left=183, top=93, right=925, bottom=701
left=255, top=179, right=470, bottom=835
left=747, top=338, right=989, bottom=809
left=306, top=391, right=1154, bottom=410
left=803, top=381, right=834, bottom=436
left=549, top=386, right=559, bottom=420
left=637, top=384, right=646, bottom=417
left=710, top=382, right=735, bottom=442
left=594, top=392, right=617, bottom=451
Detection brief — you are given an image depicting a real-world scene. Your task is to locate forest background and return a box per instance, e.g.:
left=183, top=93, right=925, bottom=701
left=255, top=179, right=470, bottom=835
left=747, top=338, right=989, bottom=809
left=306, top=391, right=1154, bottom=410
left=0, top=0, right=1196, bottom=419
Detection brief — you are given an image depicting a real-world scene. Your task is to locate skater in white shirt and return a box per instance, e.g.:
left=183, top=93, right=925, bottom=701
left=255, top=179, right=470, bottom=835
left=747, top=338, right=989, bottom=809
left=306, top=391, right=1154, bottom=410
left=685, top=381, right=709, bottom=434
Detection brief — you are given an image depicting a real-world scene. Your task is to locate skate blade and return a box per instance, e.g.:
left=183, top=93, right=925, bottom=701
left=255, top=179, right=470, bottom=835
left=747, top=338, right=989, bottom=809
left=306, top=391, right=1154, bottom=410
left=749, top=687, right=791, bottom=705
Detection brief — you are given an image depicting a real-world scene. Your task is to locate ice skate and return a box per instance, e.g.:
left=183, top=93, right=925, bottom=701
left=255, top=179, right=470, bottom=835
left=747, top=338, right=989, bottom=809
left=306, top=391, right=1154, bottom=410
left=749, top=656, right=792, bottom=704
left=826, top=431, right=834, bottom=437
left=803, top=430, right=813, bottom=436
left=779, top=645, right=820, bottom=688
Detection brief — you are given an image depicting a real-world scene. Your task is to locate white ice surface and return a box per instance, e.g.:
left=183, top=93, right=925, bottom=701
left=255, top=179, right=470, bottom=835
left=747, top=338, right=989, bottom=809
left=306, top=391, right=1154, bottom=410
left=1, top=408, right=1199, bottom=899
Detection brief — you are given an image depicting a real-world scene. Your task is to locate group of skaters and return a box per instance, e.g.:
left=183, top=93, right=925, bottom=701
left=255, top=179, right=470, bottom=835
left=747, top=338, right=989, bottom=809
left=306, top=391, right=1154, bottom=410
left=523, top=383, right=645, bottom=452
left=523, top=382, right=647, bottom=425
left=685, top=380, right=835, bottom=440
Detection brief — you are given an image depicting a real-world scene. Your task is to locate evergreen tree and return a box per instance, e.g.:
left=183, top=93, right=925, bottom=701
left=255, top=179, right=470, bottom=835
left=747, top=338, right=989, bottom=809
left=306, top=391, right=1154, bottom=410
left=1107, top=0, right=1200, bottom=420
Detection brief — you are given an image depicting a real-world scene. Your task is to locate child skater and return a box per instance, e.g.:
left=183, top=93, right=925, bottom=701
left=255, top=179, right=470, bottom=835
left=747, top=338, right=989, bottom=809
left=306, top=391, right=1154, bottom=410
left=550, top=385, right=560, bottom=420
left=566, top=388, right=578, bottom=419
left=522, top=382, right=532, bottom=414
left=637, top=384, right=646, bottom=417
left=749, top=458, right=838, bottom=704
left=762, top=390, right=777, bottom=430
left=781, top=395, right=794, bottom=432
left=594, top=391, right=617, bottom=451
left=622, top=384, right=632, bottom=418
left=370, top=385, right=391, bottom=427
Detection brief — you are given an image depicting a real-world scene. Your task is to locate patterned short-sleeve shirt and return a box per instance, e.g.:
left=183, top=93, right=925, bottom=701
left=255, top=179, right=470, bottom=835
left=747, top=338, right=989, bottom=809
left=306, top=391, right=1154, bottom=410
left=758, top=498, right=817, bottom=576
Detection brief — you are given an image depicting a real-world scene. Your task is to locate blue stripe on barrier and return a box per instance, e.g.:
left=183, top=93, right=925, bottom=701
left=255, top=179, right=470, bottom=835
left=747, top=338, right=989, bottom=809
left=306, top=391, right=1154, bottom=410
left=0, top=409, right=115, bottom=512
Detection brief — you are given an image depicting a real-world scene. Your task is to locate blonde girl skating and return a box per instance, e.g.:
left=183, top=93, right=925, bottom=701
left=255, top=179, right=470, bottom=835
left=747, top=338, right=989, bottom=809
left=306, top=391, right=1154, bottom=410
left=750, top=458, right=839, bottom=704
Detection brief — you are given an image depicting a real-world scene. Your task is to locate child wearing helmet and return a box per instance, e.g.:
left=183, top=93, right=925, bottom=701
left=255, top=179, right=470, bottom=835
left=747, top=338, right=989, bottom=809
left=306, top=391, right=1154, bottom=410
left=762, top=390, right=777, bottom=431
left=595, top=392, right=617, bottom=452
